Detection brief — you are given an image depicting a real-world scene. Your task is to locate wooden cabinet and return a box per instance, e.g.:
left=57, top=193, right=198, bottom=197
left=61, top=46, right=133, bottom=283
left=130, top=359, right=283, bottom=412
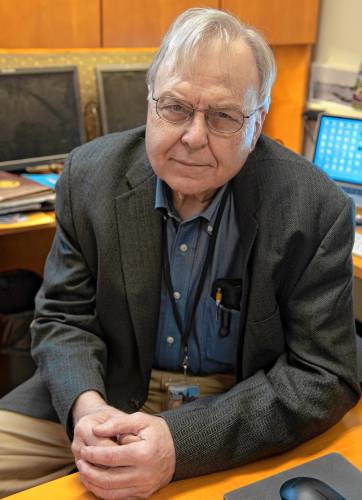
left=0, top=0, right=319, bottom=49
left=264, top=46, right=312, bottom=152
left=0, top=0, right=101, bottom=48
left=102, top=0, right=218, bottom=47
left=222, top=0, right=319, bottom=45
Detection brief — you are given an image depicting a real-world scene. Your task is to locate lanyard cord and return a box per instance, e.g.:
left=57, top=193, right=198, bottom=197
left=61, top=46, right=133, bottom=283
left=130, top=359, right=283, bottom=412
left=162, top=184, right=231, bottom=369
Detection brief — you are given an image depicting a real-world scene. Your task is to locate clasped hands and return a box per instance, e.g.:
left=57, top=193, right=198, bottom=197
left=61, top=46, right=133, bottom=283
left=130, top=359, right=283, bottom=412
left=71, top=392, right=176, bottom=499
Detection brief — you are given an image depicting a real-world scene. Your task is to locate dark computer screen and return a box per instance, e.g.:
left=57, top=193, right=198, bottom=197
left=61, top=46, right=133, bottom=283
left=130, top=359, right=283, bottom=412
left=313, top=114, right=362, bottom=185
left=96, top=64, right=149, bottom=134
left=0, top=66, right=85, bottom=171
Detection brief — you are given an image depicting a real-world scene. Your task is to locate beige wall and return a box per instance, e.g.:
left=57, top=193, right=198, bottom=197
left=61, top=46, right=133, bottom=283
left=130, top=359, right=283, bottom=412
left=313, top=0, right=362, bottom=69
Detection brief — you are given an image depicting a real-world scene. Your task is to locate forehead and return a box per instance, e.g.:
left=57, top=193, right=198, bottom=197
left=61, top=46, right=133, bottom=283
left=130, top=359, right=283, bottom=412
left=154, top=39, right=260, bottom=105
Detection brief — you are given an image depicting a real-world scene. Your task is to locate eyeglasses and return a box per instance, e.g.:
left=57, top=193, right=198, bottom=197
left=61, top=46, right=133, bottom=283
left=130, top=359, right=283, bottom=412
left=152, top=95, right=263, bottom=135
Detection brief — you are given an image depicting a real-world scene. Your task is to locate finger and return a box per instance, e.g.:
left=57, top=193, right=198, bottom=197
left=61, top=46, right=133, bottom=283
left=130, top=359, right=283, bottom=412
left=72, top=435, right=119, bottom=462
left=80, top=474, right=149, bottom=500
left=77, top=460, right=135, bottom=490
left=117, top=434, right=142, bottom=445
left=94, top=413, right=145, bottom=438
left=81, top=441, right=145, bottom=468
left=77, top=458, right=145, bottom=491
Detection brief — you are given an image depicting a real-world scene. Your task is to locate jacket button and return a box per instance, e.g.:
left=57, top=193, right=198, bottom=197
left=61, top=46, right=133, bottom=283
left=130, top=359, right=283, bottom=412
left=130, top=398, right=140, bottom=410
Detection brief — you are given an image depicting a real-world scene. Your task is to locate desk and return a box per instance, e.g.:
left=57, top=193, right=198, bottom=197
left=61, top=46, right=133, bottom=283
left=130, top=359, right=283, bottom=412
left=0, top=212, right=55, bottom=276
left=7, top=399, right=362, bottom=499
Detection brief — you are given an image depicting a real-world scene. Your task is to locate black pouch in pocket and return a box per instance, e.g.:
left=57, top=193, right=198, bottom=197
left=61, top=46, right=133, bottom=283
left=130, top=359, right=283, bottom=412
left=211, top=278, right=242, bottom=310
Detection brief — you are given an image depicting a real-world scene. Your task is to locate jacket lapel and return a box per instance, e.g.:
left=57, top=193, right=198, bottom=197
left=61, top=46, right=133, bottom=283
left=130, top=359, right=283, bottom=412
left=231, top=158, right=261, bottom=380
left=115, top=158, right=162, bottom=385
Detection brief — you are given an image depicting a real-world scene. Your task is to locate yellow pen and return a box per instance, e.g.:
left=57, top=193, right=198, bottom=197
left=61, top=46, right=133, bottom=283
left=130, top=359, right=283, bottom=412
left=216, top=287, right=222, bottom=320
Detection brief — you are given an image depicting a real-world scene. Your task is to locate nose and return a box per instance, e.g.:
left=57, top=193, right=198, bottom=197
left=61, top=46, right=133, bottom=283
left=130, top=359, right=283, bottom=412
left=180, top=110, right=209, bottom=150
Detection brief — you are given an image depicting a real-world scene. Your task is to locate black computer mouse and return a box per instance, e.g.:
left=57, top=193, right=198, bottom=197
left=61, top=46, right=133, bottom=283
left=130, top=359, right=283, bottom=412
left=279, top=476, right=346, bottom=500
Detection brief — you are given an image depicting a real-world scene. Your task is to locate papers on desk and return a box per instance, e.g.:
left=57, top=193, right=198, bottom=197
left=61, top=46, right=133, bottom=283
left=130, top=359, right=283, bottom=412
left=354, top=233, right=362, bottom=257
left=0, top=211, right=55, bottom=229
left=0, top=171, right=56, bottom=215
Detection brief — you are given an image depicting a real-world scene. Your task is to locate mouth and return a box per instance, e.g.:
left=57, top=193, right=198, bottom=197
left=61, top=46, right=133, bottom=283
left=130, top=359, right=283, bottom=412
left=173, top=159, right=210, bottom=167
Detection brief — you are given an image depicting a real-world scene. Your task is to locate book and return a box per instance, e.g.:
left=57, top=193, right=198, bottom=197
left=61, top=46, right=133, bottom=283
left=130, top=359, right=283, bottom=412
left=0, top=171, right=55, bottom=215
left=22, top=173, right=59, bottom=190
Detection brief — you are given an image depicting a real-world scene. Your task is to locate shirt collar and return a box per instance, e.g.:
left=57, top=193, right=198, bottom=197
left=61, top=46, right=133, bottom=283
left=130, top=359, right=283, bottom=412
left=155, top=177, right=228, bottom=223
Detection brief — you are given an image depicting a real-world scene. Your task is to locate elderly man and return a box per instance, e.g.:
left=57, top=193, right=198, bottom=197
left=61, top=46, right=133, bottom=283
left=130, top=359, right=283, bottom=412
left=0, top=7, right=360, bottom=500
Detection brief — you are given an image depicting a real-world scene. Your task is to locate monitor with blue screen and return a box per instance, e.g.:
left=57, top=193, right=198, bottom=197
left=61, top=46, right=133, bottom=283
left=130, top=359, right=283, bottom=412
left=313, top=114, right=362, bottom=206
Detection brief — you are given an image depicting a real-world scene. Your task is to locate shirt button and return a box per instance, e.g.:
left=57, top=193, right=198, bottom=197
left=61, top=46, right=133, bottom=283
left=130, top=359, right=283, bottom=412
left=166, top=336, right=175, bottom=345
left=207, top=225, right=213, bottom=235
left=173, top=291, right=181, bottom=300
left=179, top=243, right=188, bottom=252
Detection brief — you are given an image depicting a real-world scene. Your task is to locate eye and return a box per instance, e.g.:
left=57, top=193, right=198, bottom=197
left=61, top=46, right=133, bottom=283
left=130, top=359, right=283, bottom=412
left=166, top=103, right=188, bottom=114
left=158, top=98, right=192, bottom=121
left=213, top=110, right=240, bottom=123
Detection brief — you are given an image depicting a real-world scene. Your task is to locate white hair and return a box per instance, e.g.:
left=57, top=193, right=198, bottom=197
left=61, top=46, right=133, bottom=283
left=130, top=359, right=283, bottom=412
left=147, top=8, right=276, bottom=111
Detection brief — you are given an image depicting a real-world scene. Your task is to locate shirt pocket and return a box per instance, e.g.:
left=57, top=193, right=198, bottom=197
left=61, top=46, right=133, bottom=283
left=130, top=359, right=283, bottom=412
left=203, top=295, right=240, bottom=366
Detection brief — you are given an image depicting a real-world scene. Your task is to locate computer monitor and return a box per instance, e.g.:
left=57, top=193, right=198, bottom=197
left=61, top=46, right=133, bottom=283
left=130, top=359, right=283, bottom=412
left=96, top=64, right=149, bottom=135
left=0, top=66, right=85, bottom=172
left=313, top=114, right=362, bottom=184
left=313, top=114, right=362, bottom=206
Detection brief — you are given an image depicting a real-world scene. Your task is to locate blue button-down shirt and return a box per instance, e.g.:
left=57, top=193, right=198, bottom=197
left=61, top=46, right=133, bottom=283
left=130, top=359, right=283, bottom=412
left=154, top=178, right=243, bottom=375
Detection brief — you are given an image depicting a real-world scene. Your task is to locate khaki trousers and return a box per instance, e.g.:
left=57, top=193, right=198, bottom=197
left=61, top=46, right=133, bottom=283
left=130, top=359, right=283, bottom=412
left=0, top=369, right=235, bottom=498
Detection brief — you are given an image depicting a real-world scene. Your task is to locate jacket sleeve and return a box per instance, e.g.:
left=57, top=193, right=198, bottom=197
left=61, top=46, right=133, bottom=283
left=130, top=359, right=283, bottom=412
left=31, top=152, right=107, bottom=432
left=161, top=197, right=361, bottom=480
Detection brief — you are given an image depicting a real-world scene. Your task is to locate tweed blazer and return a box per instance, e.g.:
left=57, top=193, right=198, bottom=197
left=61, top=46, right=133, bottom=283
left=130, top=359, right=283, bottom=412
left=1, top=127, right=360, bottom=480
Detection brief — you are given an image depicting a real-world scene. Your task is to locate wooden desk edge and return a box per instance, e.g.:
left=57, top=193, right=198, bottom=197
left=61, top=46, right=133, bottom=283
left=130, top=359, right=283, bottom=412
left=0, top=213, right=55, bottom=235
left=7, top=398, right=362, bottom=499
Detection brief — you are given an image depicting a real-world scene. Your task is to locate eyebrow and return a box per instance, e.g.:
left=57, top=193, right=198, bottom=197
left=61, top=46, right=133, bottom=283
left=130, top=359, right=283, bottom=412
left=159, top=92, right=243, bottom=111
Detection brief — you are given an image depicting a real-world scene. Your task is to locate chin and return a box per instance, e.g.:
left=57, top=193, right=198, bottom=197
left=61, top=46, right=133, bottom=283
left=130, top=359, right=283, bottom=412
left=165, top=177, right=208, bottom=194
left=169, top=180, right=221, bottom=201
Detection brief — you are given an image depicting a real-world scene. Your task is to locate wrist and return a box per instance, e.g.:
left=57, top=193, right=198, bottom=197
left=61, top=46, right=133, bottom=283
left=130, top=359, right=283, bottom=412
left=72, top=390, right=107, bottom=425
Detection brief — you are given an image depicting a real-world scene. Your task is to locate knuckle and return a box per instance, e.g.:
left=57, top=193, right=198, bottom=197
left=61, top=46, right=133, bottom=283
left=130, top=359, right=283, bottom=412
left=107, top=448, right=120, bottom=466
left=100, top=473, right=113, bottom=490
left=82, top=448, right=93, bottom=462
left=95, top=446, right=118, bottom=466
left=137, top=446, right=150, bottom=463
left=71, top=441, right=79, bottom=456
left=107, top=491, right=121, bottom=500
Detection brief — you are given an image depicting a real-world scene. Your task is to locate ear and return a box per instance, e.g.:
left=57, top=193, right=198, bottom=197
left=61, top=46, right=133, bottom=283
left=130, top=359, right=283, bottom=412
left=250, top=109, right=267, bottom=151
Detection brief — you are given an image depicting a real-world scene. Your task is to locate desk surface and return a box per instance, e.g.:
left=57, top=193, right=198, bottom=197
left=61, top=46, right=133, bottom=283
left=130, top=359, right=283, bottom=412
left=8, top=398, right=362, bottom=499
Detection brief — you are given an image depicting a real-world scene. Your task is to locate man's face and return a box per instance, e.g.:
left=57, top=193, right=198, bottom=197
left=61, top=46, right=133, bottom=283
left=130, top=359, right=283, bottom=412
left=145, top=41, right=266, bottom=198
